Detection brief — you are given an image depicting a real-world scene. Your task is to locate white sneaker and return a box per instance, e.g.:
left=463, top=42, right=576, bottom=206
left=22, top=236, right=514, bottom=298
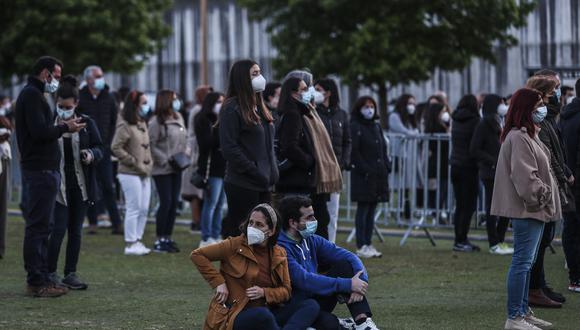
left=367, top=245, right=382, bottom=258
left=199, top=239, right=212, bottom=248
left=490, top=244, right=508, bottom=255
left=354, top=317, right=379, bottom=330
left=525, top=309, right=552, bottom=329
left=136, top=241, right=151, bottom=254
left=356, top=245, right=373, bottom=259
left=504, top=317, right=542, bottom=330
left=97, top=219, right=113, bottom=228
left=338, top=317, right=355, bottom=329
left=499, top=243, right=514, bottom=254
left=124, top=242, right=149, bottom=256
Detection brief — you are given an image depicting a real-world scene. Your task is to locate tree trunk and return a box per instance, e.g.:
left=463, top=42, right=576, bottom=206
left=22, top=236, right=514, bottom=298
left=378, top=83, right=389, bottom=129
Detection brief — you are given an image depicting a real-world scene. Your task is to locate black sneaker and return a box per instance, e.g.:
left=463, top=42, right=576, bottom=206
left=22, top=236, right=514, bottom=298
left=466, top=242, right=481, bottom=252
left=167, top=239, right=180, bottom=253
left=62, top=273, right=88, bottom=290
left=453, top=243, right=475, bottom=252
left=153, top=240, right=170, bottom=253
left=543, top=286, right=566, bottom=303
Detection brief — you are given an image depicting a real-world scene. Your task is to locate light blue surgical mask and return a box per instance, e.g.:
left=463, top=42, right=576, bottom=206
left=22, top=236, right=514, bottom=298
left=555, top=88, right=561, bottom=100
left=56, top=106, right=75, bottom=120
left=532, top=106, right=548, bottom=124
left=299, top=220, right=318, bottom=239
left=45, top=73, right=59, bottom=93
left=94, top=77, right=105, bottom=90
left=300, top=90, right=312, bottom=105
left=139, top=104, right=151, bottom=118
left=172, top=99, right=181, bottom=112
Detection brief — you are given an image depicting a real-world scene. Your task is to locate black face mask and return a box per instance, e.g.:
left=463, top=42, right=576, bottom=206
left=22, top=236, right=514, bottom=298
left=549, top=95, right=561, bottom=107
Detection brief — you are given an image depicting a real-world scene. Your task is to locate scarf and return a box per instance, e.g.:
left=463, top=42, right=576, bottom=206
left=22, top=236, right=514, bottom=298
left=302, top=107, right=343, bottom=193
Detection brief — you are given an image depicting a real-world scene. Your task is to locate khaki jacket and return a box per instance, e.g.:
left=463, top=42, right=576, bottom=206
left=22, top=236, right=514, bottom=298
left=190, top=236, right=291, bottom=330
left=491, top=127, right=561, bottom=222
left=111, top=118, right=153, bottom=177
left=148, top=114, right=187, bottom=176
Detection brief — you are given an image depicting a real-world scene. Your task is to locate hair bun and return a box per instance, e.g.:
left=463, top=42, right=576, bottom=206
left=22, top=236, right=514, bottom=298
left=61, top=75, right=78, bottom=87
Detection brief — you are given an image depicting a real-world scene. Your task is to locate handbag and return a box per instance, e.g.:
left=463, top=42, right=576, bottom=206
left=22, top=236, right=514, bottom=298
left=164, top=124, right=192, bottom=171
left=191, top=153, right=211, bottom=189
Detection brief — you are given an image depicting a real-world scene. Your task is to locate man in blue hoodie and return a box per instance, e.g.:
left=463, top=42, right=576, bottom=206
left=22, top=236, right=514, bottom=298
left=277, top=195, right=378, bottom=330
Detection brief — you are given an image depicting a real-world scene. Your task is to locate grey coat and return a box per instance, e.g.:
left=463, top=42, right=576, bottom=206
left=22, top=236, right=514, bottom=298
left=148, top=114, right=188, bottom=176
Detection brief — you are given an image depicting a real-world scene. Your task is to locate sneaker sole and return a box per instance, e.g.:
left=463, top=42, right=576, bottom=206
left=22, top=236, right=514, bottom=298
left=568, top=287, right=580, bottom=292
left=63, top=283, right=88, bottom=290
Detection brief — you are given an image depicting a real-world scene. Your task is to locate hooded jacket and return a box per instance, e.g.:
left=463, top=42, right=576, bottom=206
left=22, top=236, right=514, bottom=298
left=277, top=231, right=367, bottom=301
left=450, top=107, right=480, bottom=168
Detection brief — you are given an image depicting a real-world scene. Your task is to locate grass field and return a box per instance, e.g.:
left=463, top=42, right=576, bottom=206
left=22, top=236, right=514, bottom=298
left=0, top=217, right=578, bottom=330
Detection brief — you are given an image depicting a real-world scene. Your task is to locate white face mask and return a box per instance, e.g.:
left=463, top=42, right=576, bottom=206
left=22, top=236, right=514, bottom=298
left=567, top=96, right=575, bottom=105
left=440, top=111, right=450, bottom=123
left=45, top=73, right=59, bottom=93
left=313, top=91, right=325, bottom=105
left=213, top=103, right=222, bottom=115
left=361, top=106, right=375, bottom=120
left=407, top=104, right=416, bottom=115
left=247, top=226, right=266, bottom=245
left=497, top=104, right=509, bottom=117
left=251, top=74, right=267, bottom=93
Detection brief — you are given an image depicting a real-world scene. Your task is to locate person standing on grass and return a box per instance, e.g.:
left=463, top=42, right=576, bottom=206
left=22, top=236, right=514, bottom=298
left=469, top=94, right=513, bottom=255
left=112, top=90, right=153, bottom=256
left=46, top=76, right=103, bottom=290
left=559, top=78, right=580, bottom=294
left=350, top=96, right=389, bottom=259
left=219, top=59, right=278, bottom=238
left=79, top=65, right=123, bottom=235
left=0, top=95, right=12, bottom=260
left=491, top=88, right=560, bottom=330
left=191, top=203, right=320, bottom=330
left=314, top=78, right=351, bottom=244
left=149, top=90, right=187, bottom=253
left=195, top=92, right=227, bottom=248
left=277, top=195, right=379, bottom=330
left=16, top=56, right=86, bottom=297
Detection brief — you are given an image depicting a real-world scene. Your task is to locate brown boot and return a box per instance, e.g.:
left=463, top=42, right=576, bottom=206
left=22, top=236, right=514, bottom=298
left=528, top=289, right=562, bottom=308
left=26, top=284, right=67, bottom=298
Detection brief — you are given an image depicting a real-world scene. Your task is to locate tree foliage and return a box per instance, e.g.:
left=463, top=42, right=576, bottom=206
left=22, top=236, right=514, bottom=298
left=238, top=0, right=537, bottom=124
left=0, top=0, right=172, bottom=81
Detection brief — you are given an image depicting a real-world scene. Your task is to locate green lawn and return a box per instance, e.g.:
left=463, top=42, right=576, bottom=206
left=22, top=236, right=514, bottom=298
left=0, top=217, right=578, bottom=330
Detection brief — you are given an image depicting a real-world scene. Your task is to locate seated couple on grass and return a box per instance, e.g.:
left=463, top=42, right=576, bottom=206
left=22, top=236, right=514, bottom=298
left=191, top=196, right=378, bottom=330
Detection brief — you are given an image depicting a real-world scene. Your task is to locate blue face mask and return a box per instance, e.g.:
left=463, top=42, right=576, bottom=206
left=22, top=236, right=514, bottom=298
left=299, top=220, right=318, bottom=239
left=300, top=90, right=312, bottom=105
left=555, top=88, right=561, bottom=100
left=172, top=99, right=181, bottom=112
left=56, top=106, right=75, bottom=120
left=94, top=77, right=105, bottom=91
left=532, top=106, right=548, bottom=124
left=139, top=104, right=151, bottom=118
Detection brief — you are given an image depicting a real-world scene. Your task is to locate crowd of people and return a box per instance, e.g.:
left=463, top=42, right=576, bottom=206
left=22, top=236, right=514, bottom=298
left=1, top=55, right=579, bottom=329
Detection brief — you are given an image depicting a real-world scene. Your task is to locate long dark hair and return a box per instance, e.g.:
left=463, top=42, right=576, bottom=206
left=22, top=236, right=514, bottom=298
left=314, top=78, right=340, bottom=109
left=123, top=90, right=144, bottom=125
left=239, top=204, right=281, bottom=251
left=351, top=96, right=379, bottom=120
left=154, top=89, right=177, bottom=124
left=224, top=59, right=273, bottom=125
left=198, top=92, right=223, bottom=123
left=278, top=77, right=304, bottom=115
left=501, top=88, right=542, bottom=142
left=456, top=94, right=478, bottom=113
left=394, top=94, right=416, bottom=128
left=424, top=103, right=446, bottom=133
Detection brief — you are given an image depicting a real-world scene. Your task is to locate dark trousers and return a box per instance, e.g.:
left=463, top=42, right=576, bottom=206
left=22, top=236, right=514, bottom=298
left=563, top=209, right=580, bottom=282
left=530, top=221, right=555, bottom=289
left=22, top=169, right=60, bottom=286
left=483, top=178, right=509, bottom=247
left=313, top=193, right=330, bottom=239
left=47, top=188, right=88, bottom=275
left=355, top=202, right=377, bottom=249
left=451, top=166, right=479, bottom=244
left=87, top=148, right=121, bottom=227
left=0, top=160, right=8, bottom=258
left=234, top=298, right=319, bottom=330
left=223, top=182, right=271, bottom=238
left=313, top=260, right=372, bottom=330
left=153, top=172, right=182, bottom=238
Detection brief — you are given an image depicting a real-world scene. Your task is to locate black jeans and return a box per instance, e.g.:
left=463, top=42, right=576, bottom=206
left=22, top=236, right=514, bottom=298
left=223, top=182, right=271, bottom=238
left=451, top=166, right=479, bottom=244
left=483, top=179, right=509, bottom=247
left=355, top=202, right=377, bottom=249
left=47, top=187, right=88, bottom=275
left=87, top=148, right=121, bottom=227
left=530, top=221, right=555, bottom=289
left=313, top=260, right=372, bottom=330
left=22, top=169, right=60, bottom=286
left=313, top=193, right=330, bottom=240
left=0, top=159, right=8, bottom=258
left=153, top=172, right=182, bottom=238
left=563, top=209, right=580, bottom=282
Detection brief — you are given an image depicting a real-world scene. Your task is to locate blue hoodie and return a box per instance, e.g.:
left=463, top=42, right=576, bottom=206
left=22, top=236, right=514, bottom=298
left=277, top=231, right=368, bottom=299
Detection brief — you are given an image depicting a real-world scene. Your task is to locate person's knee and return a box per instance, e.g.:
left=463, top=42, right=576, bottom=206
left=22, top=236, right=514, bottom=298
left=299, top=299, right=321, bottom=317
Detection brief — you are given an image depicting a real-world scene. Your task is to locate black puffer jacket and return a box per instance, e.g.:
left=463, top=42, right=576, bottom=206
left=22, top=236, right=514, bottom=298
left=316, top=105, right=351, bottom=170
left=194, top=112, right=225, bottom=178
left=350, top=116, right=390, bottom=202
left=560, top=97, right=580, bottom=189
left=450, top=107, right=480, bottom=168
left=469, top=95, right=503, bottom=180
left=78, top=85, right=118, bottom=146
left=276, top=99, right=316, bottom=193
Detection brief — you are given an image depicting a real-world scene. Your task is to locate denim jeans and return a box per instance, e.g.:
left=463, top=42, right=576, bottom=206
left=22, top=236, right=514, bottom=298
left=22, top=169, right=60, bottom=286
left=200, top=177, right=225, bottom=241
left=355, top=202, right=377, bottom=249
left=507, top=218, right=545, bottom=319
left=87, top=148, right=121, bottom=227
